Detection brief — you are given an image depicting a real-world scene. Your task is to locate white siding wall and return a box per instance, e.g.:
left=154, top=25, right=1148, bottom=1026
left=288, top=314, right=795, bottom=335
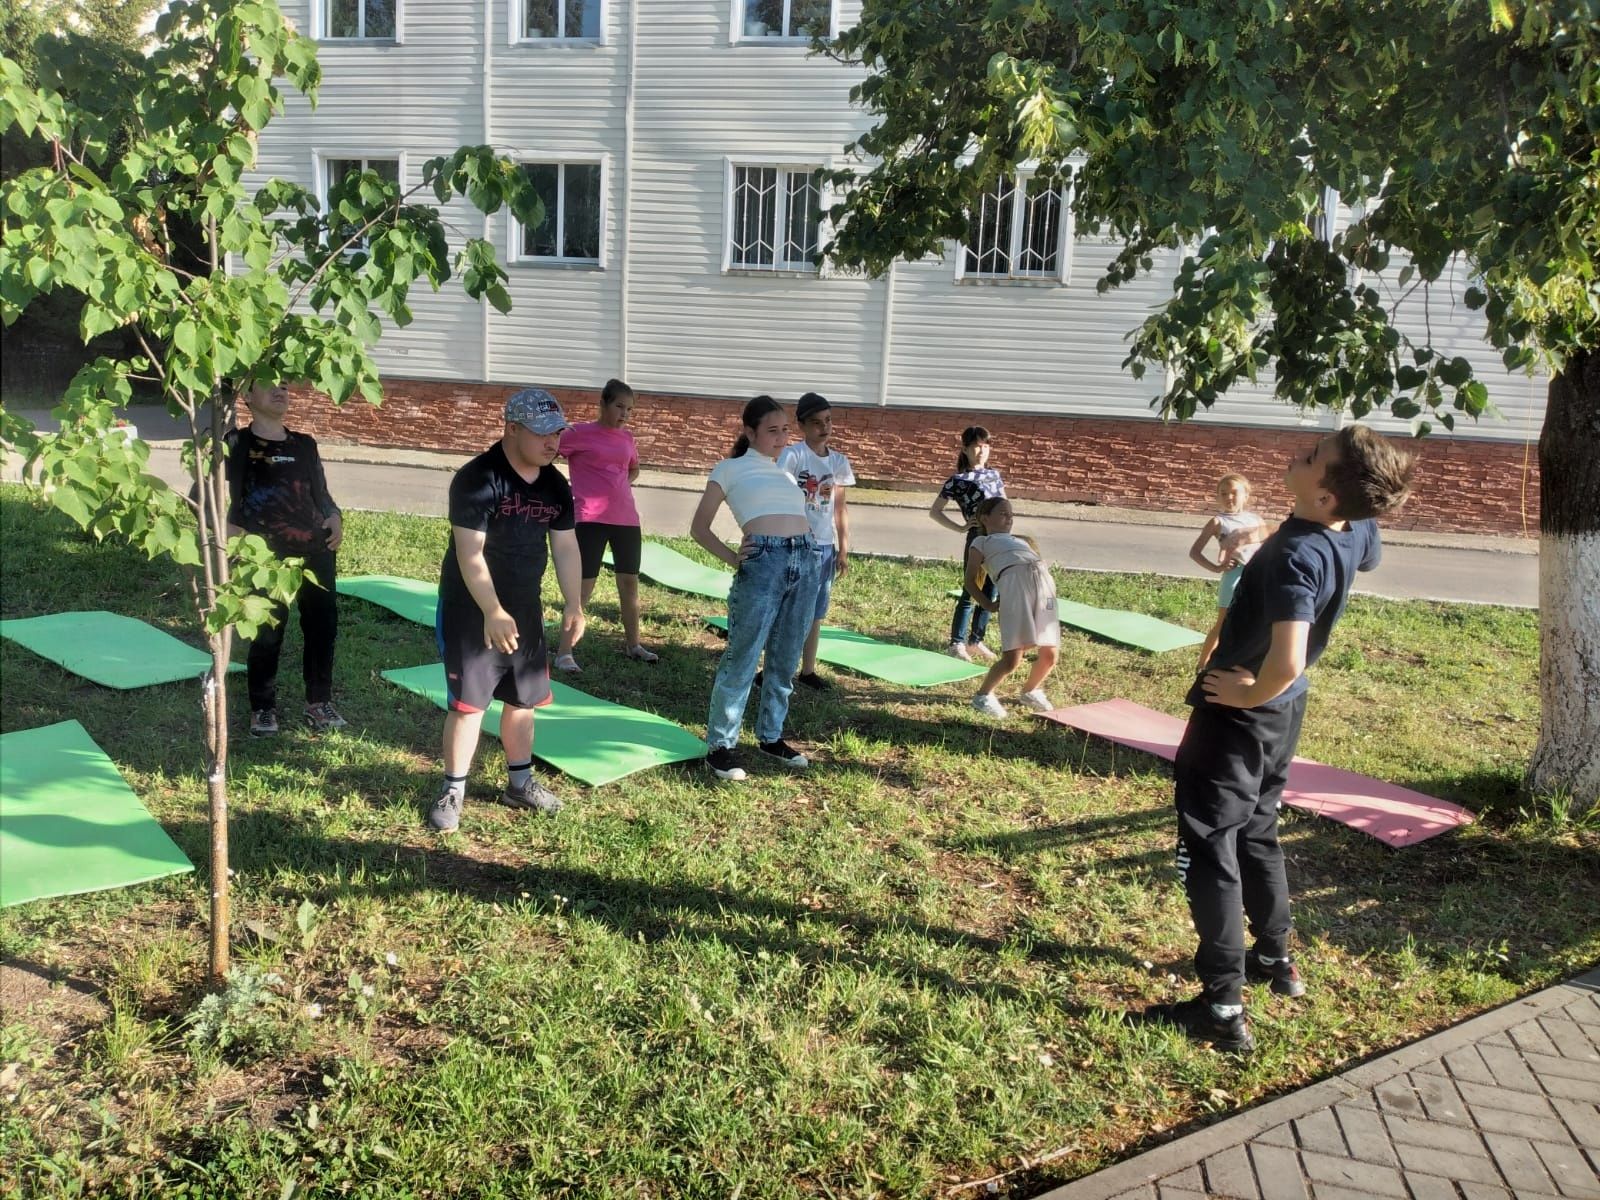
left=249, top=0, right=1547, bottom=442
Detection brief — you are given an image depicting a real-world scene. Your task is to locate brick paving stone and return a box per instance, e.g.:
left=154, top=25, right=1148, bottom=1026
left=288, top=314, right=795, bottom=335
left=1542, top=1016, right=1600, bottom=1063
left=1293, top=1108, right=1348, bottom=1156
left=1374, top=1077, right=1428, bottom=1117
left=1310, top=1185, right=1404, bottom=1200
left=1458, top=1078, right=1557, bottom=1117
left=1256, top=1124, right=1297, bottom=1148
left=1532, top=1139, right=1600, bottom=1197
left=1484, top=1031, right=1516, bottom=1048
left=1110, top=1189, right=1155, bottom=1200
left=1471, top=1099, right=1578, bottom=1140
left=1248, top=1143, right=1307, bottom=1200
left=1163, top=1167, right=1203, bottom=1190
left=1154, top=1188, right=1204, bottom=1200
left=1202, top=1143, right=1259, bottom=1199
left=1562, top=998, right=1600, bottom=1027
left=1333, top=1104, right=1400, bottom=1167
left=1527, top=1049, right=1600, bottom=1083
left=1444, top=1044, right=1500, bottom=1086
left=1414, top=1072, right=1473, bottom=1125
left=1394, top=1141, right=1504, bottom=1184
left=1542, top=1075, right=1600, bottom=1105
left=1512, top=1020, right=1564, bottom=1058
left=1404, top=1175, right=1462, bottom=1200
left=1485, top=1132, right=1559, bottom=1192
left=1298, top=1149, right=1407, bottom=1196
left=1554, top=1098, right=1600, bottom=1149
left=1479, top=1043, right=1546, bottom=1093
left=1414, top=1058, right=1448, bottom=1077
left=1383, top=1113, right=1485, bottom=1155
left=1458, top=1184, right=1513, bottom=1200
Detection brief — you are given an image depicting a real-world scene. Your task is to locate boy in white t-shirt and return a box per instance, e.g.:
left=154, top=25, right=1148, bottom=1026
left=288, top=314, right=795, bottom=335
left=776, top=393, right=856, bottom=690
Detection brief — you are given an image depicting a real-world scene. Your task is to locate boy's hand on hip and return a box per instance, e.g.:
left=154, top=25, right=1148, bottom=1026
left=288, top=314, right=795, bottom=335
left=484, top=610, right=519, bottom=655
left=1201, top=666, right=1257, bottom=707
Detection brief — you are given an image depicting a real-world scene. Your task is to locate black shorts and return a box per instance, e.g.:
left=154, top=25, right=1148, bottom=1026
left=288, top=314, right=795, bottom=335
left=435, top=595, right=552, bottom=713
left=575, top=522, right=643, bottom=578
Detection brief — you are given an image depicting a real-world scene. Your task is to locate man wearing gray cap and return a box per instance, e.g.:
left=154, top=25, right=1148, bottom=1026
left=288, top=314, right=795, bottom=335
left=429, top=388, right=585, bottom=832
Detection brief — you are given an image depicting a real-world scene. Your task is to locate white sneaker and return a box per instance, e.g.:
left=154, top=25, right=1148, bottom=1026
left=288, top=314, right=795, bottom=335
left=947, top=641, right=973, bottom=662
left=968, top=642, right=998, bottom=663
left=971, top=692, right=1007, bottom=719
left=1019, top=689, right=1053, bottom=713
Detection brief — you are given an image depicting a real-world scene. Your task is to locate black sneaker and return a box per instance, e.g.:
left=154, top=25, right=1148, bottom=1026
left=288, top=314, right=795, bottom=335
left=795, top=671, right=832, bottom=691
left=757, top=739, right=809, bottom=769
left=249, top=708, right=279, bottom=737
left=707, top=747, right=746, bottom=781
left=500, top=777, right=563, bottom=815
left=1138, top=995, right=1255, bottom=1053
left=1246, top=952, right=1306, bottom=998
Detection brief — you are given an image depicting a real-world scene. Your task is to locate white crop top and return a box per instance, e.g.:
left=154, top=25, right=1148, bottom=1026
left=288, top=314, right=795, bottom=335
left=708, top=453, right=808, bottom=526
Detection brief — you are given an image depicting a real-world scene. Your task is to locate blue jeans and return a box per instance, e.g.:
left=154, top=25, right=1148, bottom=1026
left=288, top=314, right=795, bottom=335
left=949, top=528, right=993, bottom=644
left=707, top=534, right=819, bottom=749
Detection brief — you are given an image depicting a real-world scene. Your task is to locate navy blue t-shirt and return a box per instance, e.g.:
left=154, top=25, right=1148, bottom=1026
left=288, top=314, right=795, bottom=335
left=1188, top=516, right=1382, bottom=710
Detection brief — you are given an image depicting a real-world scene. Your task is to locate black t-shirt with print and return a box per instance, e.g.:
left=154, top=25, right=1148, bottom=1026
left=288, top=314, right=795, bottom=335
left=439, top=442, right=575, bottom=616
left=225, top=427, right=339, bottom=556
left=1190, top=515, right=1382, bottom=710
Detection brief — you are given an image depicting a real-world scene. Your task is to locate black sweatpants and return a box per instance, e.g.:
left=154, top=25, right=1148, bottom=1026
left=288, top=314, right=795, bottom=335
left=1173, top=693, right=1308, bottom=1005
left=247, top=550, right=338, bottom=711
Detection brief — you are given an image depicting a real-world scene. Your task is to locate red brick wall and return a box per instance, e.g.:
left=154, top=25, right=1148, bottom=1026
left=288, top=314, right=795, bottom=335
left=284, top=378, right=1541, bottom=537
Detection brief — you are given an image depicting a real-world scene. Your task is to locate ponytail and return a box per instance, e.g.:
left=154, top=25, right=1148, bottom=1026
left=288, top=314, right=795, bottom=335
left=732, top=394, right=783, bottom=458
left=957, top=425, right=991, bottom=472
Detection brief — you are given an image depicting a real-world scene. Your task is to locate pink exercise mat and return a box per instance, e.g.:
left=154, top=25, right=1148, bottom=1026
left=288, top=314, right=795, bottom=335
left=1041, top=698, right=1475, bottom=847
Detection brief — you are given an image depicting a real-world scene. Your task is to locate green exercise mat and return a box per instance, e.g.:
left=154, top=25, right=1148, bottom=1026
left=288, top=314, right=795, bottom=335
left=0, top=611, right=240, bottom=689
left=944, top=589, right=1201, bottom=653
left=702, top=617, right=983, bottom=687
left=338, top=574, right=438, bottom=627
left=610, top=542, right=733, bottom=601
left=0, top=720, right=194, bottom=907
left=381, top=665, right=705, bottom=787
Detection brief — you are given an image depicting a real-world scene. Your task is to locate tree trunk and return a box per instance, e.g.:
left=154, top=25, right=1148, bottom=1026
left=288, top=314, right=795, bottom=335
left=205, top=635, right=231, bottom=986
left=1529, top=349, right=1600, bottom=809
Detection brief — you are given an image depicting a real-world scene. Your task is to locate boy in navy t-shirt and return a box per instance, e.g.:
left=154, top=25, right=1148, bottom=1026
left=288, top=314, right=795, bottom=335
left=1141, top=425, right=1416, bottom=1053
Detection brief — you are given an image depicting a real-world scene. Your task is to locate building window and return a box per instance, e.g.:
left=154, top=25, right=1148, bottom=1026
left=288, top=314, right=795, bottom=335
left=960, top=173, right=1072, bottom=282
left=519, top=162, right=603, bottom=263
left=322, top=157, right=400, bottom=250
left=727, top=165, right=823, bottom=271
left=735, top=0, right=834, bottom=40
left=323, top=0, right=397, bottom=40
left=520, top=0, right=601, bottom=39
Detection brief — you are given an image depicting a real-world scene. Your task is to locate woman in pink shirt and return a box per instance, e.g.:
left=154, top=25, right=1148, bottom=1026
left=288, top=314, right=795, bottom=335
left=553, top=379, right=657, bottom=670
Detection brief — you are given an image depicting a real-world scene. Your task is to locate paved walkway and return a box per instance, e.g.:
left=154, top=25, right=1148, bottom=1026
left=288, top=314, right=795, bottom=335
left=1041, top=966, right=1600, bottom=1200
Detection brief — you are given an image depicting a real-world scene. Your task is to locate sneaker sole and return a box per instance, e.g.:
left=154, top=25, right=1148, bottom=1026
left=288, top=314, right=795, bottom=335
left=709, top=767, right=747, bottom=781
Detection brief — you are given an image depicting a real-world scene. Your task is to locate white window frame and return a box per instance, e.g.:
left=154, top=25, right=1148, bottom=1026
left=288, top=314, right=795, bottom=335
left=511, top=0, right=607, bottom=44
left=729, top=0, right=839, bottom=43
left=311, top=0, right=404, bottom=43
left=954, top=168, right=1074, bottom=284
left=722, top=158, right=831, bottom=275
left=313, top=151, right=407, bottom=251
left=508, top=157, right=608, bottom=268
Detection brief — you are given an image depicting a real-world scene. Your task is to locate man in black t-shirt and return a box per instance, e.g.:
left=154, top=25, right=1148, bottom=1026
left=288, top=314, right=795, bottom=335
left=1140, top=425, right=1415, bottom=1053
left=428, top=388, right=585, bottom=832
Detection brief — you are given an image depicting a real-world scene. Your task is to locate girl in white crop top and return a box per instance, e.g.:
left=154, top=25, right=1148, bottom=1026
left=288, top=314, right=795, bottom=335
left=690, top=397, right=817, bottom=782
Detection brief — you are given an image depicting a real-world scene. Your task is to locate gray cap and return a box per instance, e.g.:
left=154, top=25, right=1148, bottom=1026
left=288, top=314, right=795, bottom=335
left=504, top=387, right=569, bottom=435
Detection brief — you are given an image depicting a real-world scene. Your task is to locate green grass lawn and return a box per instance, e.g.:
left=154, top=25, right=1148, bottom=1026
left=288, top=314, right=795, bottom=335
left=1, top=487, right=1594, bottom=1199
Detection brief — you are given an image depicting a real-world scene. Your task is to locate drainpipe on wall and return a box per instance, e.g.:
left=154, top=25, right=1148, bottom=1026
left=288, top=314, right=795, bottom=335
left=876, top=260, right=896, bottom=405
left=619, top=0, right=638, bottom=378
left=480, top=0, right=495, bottom=384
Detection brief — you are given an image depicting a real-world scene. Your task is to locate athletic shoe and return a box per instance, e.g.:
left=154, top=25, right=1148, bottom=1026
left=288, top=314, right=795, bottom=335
left=305, top=701, right=347, bottom=732
left=501, top=777, right=563, bottom=815
left=553, top=653, right=582, bottom=673
left=1019, top=689, right=1053, bottom=713
left=1246, top=952, right=1307, bottom=998
left=947, top=641, right=973, bottom=662
left=707, top=747, right=746, bottom=781
left=968, top=642, right=998, bottom=662
left=757, top=739, right=809, bottom=769
left=971, top=692, right=1007, bottom=719
left=250, top=708, right=279, bottom=737
left=795, top=671, right=832, bottom=691
left=625, top=644, right=659, bottom=663
left=1138, top=995, right=1255, bottom=1053
left=429, top=787, right=463, bottom=832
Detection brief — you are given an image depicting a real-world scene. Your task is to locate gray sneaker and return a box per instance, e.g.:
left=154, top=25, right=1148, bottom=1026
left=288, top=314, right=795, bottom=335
left=305, top=701, right=347, bottom=732
left=429, top=787, right=463, bottom=832
left=501, top=777, right=563, bottom=815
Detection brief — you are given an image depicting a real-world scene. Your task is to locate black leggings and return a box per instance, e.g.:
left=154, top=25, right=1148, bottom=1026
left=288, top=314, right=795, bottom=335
left=247, top=550, right=337, bottom=710
left=575, top=522, right=642, bottom=579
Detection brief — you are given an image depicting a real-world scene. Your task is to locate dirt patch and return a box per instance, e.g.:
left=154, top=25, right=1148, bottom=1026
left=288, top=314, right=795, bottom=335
left=1, top=958, right=109, bottom=1030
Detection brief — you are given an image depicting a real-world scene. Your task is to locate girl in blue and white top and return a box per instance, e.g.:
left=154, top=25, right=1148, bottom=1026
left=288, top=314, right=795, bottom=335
left=690, top=396, right=820, bottom=782
left=930, top=425, right=1005, bottom=662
